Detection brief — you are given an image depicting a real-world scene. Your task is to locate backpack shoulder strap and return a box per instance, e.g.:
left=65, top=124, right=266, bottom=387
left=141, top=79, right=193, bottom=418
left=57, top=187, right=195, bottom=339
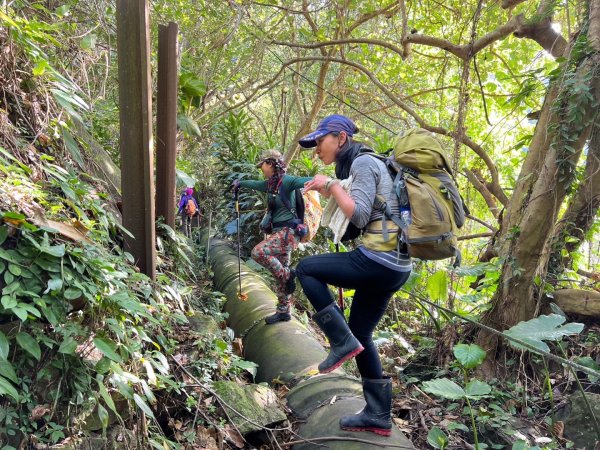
left=278, top=183, right=298, bottom=218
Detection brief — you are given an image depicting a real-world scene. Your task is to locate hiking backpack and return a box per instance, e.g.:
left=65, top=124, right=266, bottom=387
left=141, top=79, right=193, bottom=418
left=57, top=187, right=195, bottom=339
left=279, top=185, right=323, bottom=243
left=370, top=128, right=468, bottom=265
left=184, top=197, right=197, bottom=216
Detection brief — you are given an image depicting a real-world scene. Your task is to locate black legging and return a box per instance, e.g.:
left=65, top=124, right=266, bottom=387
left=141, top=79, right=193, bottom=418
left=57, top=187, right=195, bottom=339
left=296, top=249, right=410, bottom=379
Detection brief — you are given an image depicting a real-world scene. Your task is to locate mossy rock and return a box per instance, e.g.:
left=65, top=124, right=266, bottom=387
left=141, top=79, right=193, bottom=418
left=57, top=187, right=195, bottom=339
left=556, top=392, right=600, bottom=449
left=212, top=380, right=287, bottom=435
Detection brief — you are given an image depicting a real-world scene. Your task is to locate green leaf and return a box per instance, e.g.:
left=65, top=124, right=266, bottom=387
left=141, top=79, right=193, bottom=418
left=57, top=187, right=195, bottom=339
left=231, top=359, right=258, bottom=377
left=512, top=441, right=530, bottom=450
left=447, top=421, right=470, bottom=432
left=0, top=375, right=19, bottom=402
left=0, top=360, right=18, bottom=383
left=0, top=226, right=8, bottom=245
left=45, top=278, right=63, bottom=293
left=16, top=332, right=41, bottom=360
left=133, top=393, right=155, bottom=418
left=465, top=380, right=491, bottom=398
left=175, top=169, right=197, bottom=189
left=575, top=356, right=600, bottom=382
left=0, top=331, right=9, bottom=360
left=453, top=344, right=486, bottom=370
left=504, top=314, right=584, bottom=352
left=12, top=306, right=28, bottom=321
left=62, top=128, right=84, bottom=167
left=426, top=270, right=448, bottom=302
left=427, top=427, right=449, bottom=449
left=177, top=115, right=202, bottom=137
left=97, top=403, right=109, bottom=430
left=97, top=378, right=118, bottom=415
left=64, top=287, right=82, bottom=300
left=93, top=337, right=122, bottom=363
left=7, top=264, right=21, bottom=276
left=2, top=281, right=20, bottom=296
left=421, top=378, right=465, bottom=400
left=1, top=295, right=17, bottom=309
left=55, top=4, right=70, bottom=16
left=41, top=243, right=66, bottom=258
left=33, top=60, right=49, bottom=76
left=4, top=271, right=14, bottom=285
left=58, top=337, right=78, bottom=354
left=81, top=34, right=97, bottom=50
left=0, top=248, right=20, bottom=264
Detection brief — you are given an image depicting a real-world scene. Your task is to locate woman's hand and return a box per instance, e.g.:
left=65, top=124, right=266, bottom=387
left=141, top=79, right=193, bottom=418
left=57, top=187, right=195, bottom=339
left=304, top=174, right=330, bottom=192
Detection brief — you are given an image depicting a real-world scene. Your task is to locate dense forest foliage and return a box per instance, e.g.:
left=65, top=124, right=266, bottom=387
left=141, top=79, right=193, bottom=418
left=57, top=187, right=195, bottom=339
left=0, top=0, right=598, bottom=449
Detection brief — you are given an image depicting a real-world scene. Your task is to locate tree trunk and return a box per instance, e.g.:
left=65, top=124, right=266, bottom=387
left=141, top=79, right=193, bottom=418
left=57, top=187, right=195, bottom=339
left=477, top=12, right=600, bottom=357
left=547, top=123, right=600, bottom=282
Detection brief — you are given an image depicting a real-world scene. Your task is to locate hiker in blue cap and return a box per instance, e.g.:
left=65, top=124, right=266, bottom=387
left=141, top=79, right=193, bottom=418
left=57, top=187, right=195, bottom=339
left=232, top=149, right=313, bottom=324
left=297, top=114, right=411, bottom=436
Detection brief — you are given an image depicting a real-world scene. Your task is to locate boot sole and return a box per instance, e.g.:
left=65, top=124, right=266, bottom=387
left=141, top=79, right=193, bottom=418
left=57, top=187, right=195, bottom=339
left=341, top=426, right=392, bottom=436
left=319, top=346, right=364, bottom=374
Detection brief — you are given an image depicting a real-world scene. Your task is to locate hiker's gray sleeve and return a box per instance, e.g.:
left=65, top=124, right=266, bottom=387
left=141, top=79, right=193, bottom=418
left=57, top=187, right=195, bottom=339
left=349, top=156, right=381, bottom=229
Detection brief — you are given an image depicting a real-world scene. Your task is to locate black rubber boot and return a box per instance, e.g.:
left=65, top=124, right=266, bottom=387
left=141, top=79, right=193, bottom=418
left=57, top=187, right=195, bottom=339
left=313, top=303, right=364, bottom=373
left=339, top=377, right=393, bottom=436
left=265, top=303, right=291, bottom=325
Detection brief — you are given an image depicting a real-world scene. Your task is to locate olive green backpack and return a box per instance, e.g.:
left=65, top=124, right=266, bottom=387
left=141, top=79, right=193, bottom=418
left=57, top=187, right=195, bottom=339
left=374, top=128, right=468, bottom=266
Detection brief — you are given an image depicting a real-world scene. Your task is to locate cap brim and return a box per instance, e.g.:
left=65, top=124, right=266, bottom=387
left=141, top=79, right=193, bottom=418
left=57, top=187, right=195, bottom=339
left=255, top=160, right=265, bottom=167
left=298, top=129, right=328, bottom=148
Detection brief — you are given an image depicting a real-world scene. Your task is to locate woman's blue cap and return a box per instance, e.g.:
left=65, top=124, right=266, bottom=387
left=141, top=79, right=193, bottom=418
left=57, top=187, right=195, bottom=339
left=298, top=114, right=358, bottom=148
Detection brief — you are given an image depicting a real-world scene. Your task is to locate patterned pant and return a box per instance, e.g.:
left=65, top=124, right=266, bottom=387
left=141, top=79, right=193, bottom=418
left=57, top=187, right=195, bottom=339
left=251, top=227, right=298, bottom=309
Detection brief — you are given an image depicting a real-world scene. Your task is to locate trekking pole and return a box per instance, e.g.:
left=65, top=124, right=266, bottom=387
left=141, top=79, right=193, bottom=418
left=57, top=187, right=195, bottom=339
left=234, top=189, right=248, bottom=301
left=335, top=243, right=344, bottom=311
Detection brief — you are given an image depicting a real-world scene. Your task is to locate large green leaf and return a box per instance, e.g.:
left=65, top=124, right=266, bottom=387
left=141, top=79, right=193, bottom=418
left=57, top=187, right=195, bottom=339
left=504, top=314, right=584, bottom=352
left=0, top=331, right=9, bottom=360
left=0, top=375, right=19, bottom=402
left=133, top=393, right=155, bottom=418
left=426, top=270, right=448, bottom=303
left=464, top=380, right=491, bottom=399
left=0, top=360, right=18, bottom=383
left=93, top=337, right=122, bottom=363
left=427, top=427, right=449, bottom=449
left=16, top=332, right=41, bottom=360
left=421, top=378, right=465, bottom=400
left=177, top=115, right=202, bottom=137
left=453, top=344, right=487, bottom=370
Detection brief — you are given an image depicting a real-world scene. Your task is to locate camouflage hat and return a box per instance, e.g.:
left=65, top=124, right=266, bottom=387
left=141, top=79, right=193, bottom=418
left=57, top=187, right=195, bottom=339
left=256, top=149, right=283, bottom=167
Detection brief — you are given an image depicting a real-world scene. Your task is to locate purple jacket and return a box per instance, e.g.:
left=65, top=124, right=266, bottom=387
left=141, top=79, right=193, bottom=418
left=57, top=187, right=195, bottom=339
left=178, top=194, right=199, bottom=214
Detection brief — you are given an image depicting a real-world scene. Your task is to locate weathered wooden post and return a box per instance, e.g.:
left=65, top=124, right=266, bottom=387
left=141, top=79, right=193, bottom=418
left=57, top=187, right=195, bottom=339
left=116, top=0, right=156, bottom=280
left=156, top=22, right=179, bottom=229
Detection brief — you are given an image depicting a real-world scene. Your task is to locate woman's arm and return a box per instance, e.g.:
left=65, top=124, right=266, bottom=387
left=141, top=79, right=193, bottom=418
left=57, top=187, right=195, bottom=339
left=304, top=174, right=356, bottom=219
left=239, top=179, right=268, bottom=192
left=285, top=175, right=314, bottom=190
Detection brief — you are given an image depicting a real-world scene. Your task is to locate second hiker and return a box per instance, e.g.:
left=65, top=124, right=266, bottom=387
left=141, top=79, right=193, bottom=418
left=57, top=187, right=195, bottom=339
left=232, top=149, right=313, bottom=324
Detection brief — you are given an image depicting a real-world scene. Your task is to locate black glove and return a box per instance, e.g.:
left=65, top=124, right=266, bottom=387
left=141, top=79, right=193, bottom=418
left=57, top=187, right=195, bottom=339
left=231, top=179, right=241, bottom=192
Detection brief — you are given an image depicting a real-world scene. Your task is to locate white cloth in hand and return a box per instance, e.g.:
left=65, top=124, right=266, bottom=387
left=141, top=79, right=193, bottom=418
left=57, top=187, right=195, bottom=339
left=321, top=176, right=353, bottom=244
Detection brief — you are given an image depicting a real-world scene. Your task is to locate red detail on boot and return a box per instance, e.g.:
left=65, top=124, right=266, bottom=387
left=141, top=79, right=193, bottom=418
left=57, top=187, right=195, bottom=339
left=319, top=345, right=364, bottom=374
left=341, top=426, right=392, bottom=436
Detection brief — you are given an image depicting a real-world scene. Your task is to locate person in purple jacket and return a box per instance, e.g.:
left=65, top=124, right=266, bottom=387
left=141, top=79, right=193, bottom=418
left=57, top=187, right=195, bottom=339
left=177, top=187, right=199, bottom=237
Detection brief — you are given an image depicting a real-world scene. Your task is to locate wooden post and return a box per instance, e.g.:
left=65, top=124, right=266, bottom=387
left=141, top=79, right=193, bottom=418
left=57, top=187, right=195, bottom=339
left=156, top=22, right=179, bottom=229
left=116, top=0, right=156, bottom=280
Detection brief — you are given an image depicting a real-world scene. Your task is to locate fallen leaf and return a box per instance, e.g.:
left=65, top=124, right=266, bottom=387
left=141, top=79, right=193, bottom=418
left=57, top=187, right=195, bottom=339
left=29, top=404, right=51, bottom=421
left=223, top=424, right=245, bottom=448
